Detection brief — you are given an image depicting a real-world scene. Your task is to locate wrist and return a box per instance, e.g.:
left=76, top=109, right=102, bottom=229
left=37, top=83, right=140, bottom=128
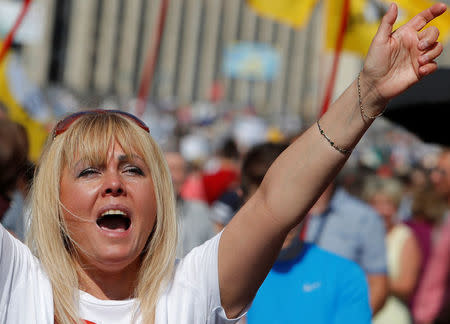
left=358, top=70, right=389, bottom=115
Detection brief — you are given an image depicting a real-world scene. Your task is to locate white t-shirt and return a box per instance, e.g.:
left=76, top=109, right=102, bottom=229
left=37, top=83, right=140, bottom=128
left=0, top=226, right=244, bottom=323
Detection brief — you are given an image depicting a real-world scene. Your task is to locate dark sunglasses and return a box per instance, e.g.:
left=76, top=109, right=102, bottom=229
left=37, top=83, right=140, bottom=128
left=52, top=109, right=150, bottom=139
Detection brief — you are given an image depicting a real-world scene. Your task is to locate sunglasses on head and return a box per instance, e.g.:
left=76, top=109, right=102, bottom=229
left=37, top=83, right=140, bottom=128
left=52, top=109, right=150, bottom=139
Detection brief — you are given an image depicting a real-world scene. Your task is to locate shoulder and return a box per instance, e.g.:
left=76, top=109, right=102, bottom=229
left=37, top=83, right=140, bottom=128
left=332, top=188, right=382, bottom=223
left=391, top=223, right=412, bottom=237
left=333, top=188, right=376, bottom=214
left=162, top=233, right=237, bottom=322
left=173, top=232, right=221, bottom=284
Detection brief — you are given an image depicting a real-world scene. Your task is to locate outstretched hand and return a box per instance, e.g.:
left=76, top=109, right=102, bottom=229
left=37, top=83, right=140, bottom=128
left=362, top=2, right=447, bottom=109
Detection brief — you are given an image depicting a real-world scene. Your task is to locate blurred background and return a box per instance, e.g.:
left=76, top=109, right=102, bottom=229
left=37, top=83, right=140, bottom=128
left=1, top=0, right=449, bottom=162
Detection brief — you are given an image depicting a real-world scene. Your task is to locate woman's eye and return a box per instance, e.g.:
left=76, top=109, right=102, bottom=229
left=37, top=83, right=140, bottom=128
left=78, top=168, right=99, bottom=177
left=124, top=166, right=144, bottom=176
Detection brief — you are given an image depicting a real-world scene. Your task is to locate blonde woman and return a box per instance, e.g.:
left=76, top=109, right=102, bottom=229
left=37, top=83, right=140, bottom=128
left=0, top=3, right=447, bottom=324
left=364, top=176, right=422, bottom=324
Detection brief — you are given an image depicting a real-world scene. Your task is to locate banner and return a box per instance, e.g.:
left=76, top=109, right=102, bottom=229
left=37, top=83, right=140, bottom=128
left=395, top=0, right=450, bottom=42
left=0, top=54, right=49, bottom=162
left=325, top=0, right=450, bottom=56
left=222, top=42, right=281, bottom=81
left=247, top=0, right=319, bottom=28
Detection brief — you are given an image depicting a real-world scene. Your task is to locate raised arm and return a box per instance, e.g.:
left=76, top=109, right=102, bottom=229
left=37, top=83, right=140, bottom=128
left=218, top=3, right=447, bottom=318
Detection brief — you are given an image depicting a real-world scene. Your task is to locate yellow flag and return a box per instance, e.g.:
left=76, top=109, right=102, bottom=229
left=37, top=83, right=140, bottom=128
left=0, top=54, right=49, bottom=162
left=394, top=0, right=450, bottom=42
left=325, top=0, right=450, bottom=56
left=247, top=0, right=319, bottom=28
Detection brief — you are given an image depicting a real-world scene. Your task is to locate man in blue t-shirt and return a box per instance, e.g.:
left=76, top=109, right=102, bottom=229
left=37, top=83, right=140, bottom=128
left=247, top=239, right=371, bottom=324
left=240, top=143, right=371, bottom=324
left=305, top=183, right=388, bottom=314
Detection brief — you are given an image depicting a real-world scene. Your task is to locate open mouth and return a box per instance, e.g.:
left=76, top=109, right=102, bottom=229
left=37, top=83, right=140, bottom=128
left=96, top=210, right=131, bottom=232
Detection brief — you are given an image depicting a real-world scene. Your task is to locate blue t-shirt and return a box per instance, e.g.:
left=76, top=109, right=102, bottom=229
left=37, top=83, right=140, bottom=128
left=247, top=243, right=372, bottom=324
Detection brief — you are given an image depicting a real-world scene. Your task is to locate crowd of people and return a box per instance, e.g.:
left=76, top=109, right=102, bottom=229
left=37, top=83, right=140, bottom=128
left=164, top=134, right=450, bottom=324
left=0, top=3, right=450, bottom=324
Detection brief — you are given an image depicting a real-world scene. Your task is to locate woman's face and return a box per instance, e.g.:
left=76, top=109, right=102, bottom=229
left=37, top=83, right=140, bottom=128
left=60, top=140, right=157, bottom=273
left=370, top=193, right=397, bottom=228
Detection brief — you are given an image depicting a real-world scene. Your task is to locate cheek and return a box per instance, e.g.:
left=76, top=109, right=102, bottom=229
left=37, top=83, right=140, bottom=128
left=137, top=185, right=158, bottom=227
left=60, top=181, right=100, bottom=219
left=62, top=210, right=93, bottom=241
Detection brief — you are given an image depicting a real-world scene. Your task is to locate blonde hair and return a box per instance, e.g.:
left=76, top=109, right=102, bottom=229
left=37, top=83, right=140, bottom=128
left=362, top=175, right=404, bottom=208
left=27, top=112, right=177, bottom=324
left=412, top=185, right=447, bottom=224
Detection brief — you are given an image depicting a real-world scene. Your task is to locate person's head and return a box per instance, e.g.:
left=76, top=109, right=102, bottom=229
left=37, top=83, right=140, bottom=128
left=179, top=133, right=211, bottom=169
left=363, top=176, right=404, bottom=230
left=29, top=110, right=177, bottom=323
left=411, top=184, right=447, bottom=224
left=0, top=119, right=29, bottom=199
left=241, top=142, right=288, bottom=201
left=430, top=150, right=450, bottom=202
left=217, top=138, right=240, bottom=161
left=164, top=151, right=187, bottom=196
left=241, top=142, right=300, bottom=250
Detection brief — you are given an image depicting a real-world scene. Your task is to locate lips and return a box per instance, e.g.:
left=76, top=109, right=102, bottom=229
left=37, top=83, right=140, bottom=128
left=96, top=208, right=131, bottom=232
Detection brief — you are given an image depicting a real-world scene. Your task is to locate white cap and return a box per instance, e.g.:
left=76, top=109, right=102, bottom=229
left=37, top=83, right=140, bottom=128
left=232, top=116, right=268, bottom=152
left=180, top=134, right=211, bottom=163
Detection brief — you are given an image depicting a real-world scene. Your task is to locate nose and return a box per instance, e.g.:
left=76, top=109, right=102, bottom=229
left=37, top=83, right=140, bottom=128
left=102, top=172, right=125, bottom=197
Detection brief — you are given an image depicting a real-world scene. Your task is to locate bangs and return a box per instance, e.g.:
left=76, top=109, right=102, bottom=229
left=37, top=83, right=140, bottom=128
left=60, top=113, right=148, bottom=168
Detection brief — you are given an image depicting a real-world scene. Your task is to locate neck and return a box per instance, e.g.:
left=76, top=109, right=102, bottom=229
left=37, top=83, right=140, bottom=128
left=76, top=259, right=140, bottom=300
left=277, top=236, right=304, bottom=262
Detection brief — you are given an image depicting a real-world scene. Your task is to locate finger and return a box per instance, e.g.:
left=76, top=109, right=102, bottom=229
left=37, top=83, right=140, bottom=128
left=418, top=26, right=440, bottom=50
left=406, top=3, right=447, bottom=32
left=375, top=3, right=398, bottom=42
left=418, top=61, right=438, bottom=77
left=419, top=42, right=443, bottom=65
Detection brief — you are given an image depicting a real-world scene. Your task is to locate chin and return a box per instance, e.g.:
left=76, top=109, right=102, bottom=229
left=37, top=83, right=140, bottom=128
left=86, top=248, right=142, bottom=272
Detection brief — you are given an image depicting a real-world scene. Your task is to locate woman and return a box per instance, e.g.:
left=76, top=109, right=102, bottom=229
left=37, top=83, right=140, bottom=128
left=364, top=176, right=421, bottom=324
left=0, top=3, right=447, bottom=323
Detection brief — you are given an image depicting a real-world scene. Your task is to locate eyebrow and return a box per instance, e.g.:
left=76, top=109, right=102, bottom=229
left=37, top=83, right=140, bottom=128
left=118, top=154, right=144, bottom=163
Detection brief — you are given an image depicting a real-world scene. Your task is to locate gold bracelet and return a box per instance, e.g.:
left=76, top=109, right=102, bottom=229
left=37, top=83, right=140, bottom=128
left=358, top=73, right=385, bottom=120
left=317, top=121, right=352, bottom=155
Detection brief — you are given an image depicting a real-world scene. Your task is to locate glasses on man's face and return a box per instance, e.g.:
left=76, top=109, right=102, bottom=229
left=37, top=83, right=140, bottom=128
left=52, top=109, right=150, bottom=139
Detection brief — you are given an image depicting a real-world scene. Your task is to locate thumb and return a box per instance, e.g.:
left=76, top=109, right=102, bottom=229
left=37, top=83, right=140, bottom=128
left=375, top=3, right=398, bottom=42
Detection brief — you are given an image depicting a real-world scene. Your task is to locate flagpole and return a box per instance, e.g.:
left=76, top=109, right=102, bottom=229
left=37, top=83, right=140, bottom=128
left=136, top=0, right=170, bottom=118
left=319, top=0, right=350, bottom=116
left=0, top=0, right=32, bottom=64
